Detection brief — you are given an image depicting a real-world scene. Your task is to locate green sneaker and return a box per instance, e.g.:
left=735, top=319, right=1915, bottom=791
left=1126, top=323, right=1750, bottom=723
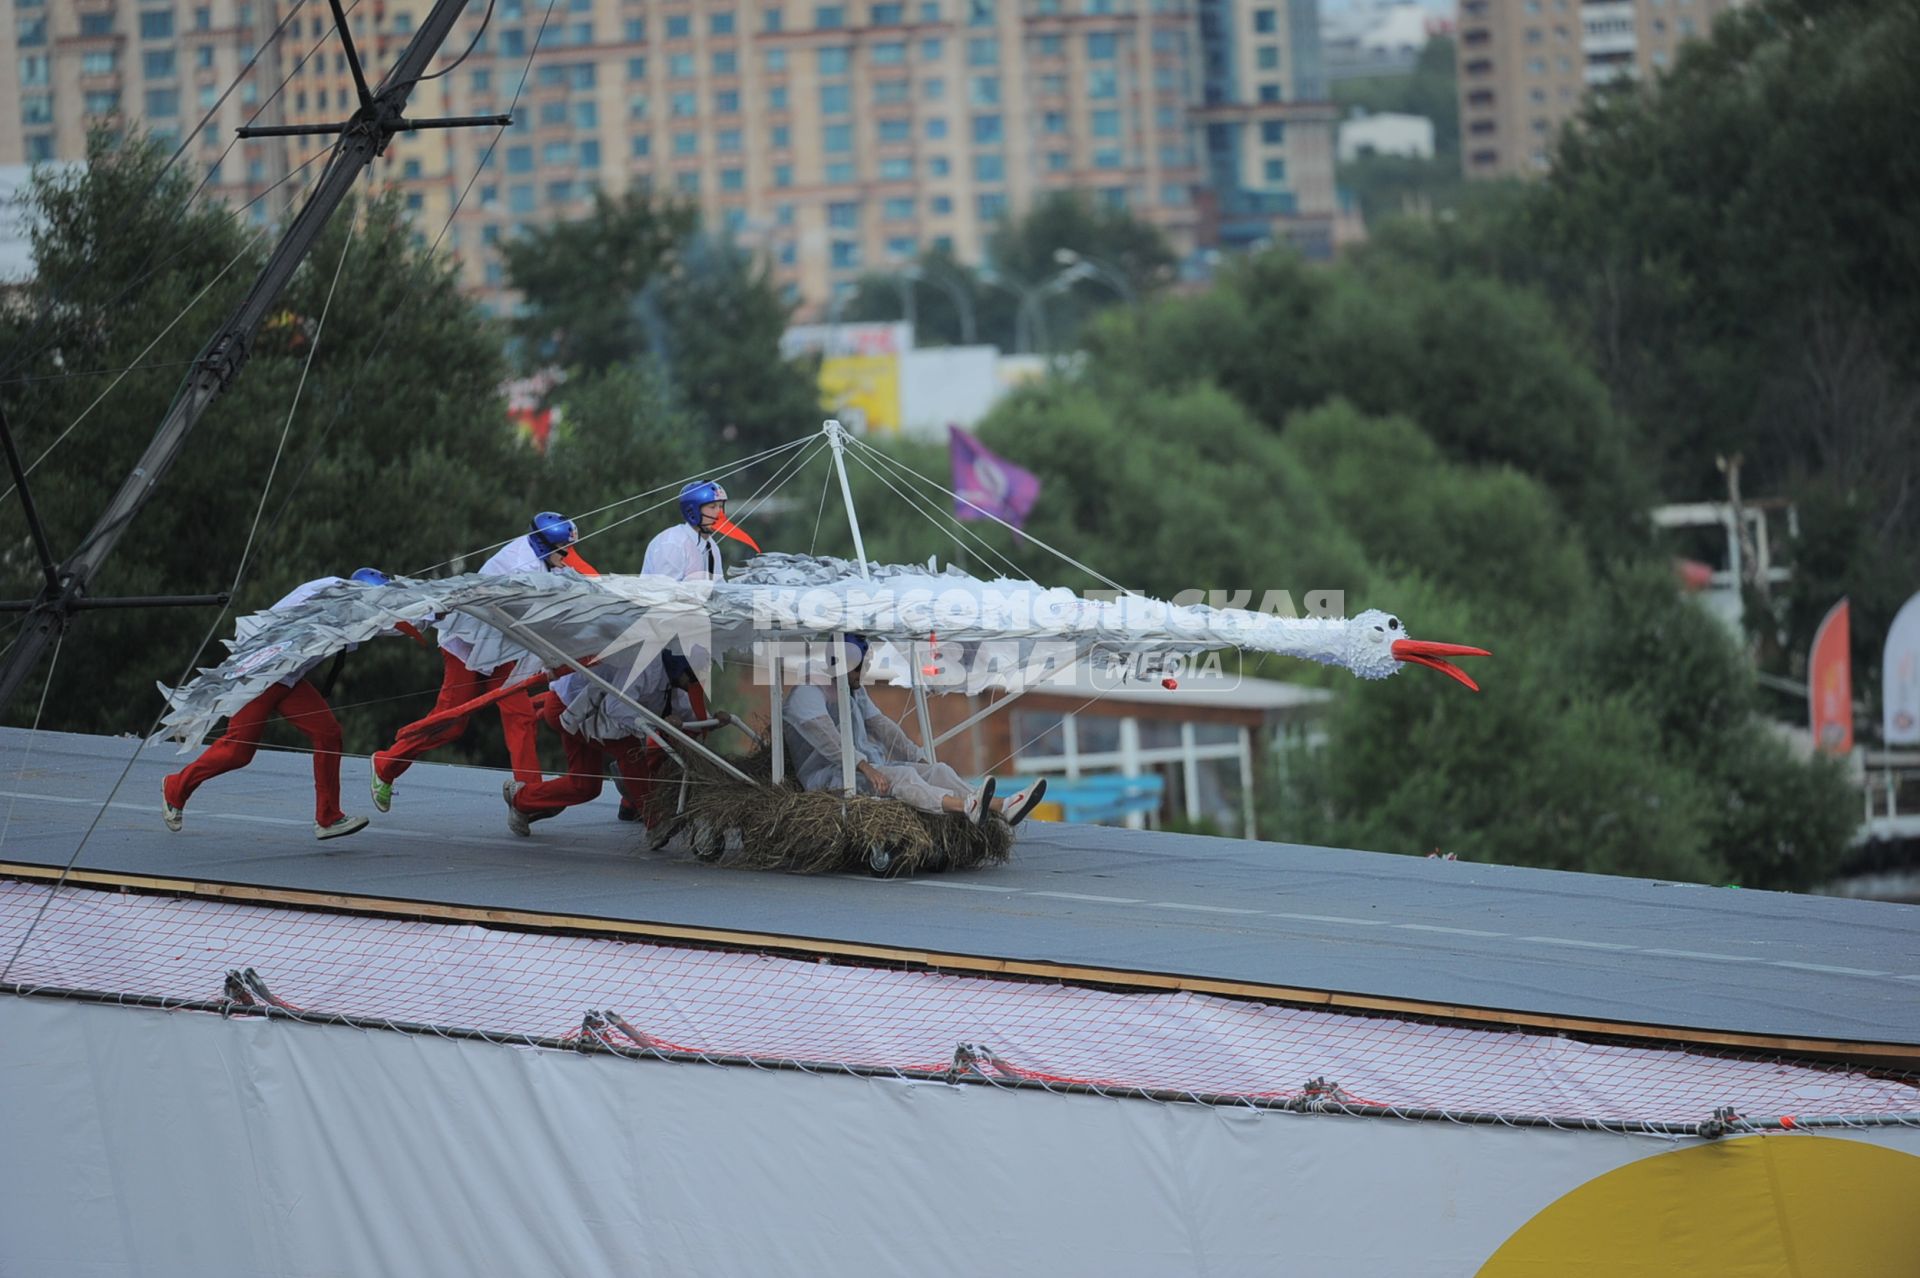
left=370, top=762, right=393, bottom=814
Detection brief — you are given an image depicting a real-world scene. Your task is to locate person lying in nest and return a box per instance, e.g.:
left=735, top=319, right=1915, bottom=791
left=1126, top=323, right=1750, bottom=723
left=782, top=635, right=1046, bottom=827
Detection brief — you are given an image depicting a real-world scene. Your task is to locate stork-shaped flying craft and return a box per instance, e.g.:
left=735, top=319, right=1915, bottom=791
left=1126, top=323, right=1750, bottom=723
left=156, top=423, right=1489, bottom=823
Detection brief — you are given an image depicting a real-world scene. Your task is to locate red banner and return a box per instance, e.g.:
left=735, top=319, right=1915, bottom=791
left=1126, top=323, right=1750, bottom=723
left=1809, top=598, right=1852, bottom=756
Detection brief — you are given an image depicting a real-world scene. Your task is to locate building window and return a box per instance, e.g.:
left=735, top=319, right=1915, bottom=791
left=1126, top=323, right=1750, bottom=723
left=769, top=85, right=790, bottom=109
left=82, top=51, right=119, bottom=76
left=928, top=156, right=951, bottom=176
left=631, top=135, right=652, bottom=157
left=625, top=17, right=646, bottom=40
left=921, top=37, right=944, bottom=60
left=971, top=76, right=1000, bottom=106
left=977, top=192, right=1007, bottom=219
left=879, top=156, right=913, bottom=179
left=771, top=124, right=790, bottom=148
left=509, top=184, right=536, bottom=212
left=930, top=195, right=953, bottom=214
left=923, top=77, right=947, bottom=101
left=712, top=10, right=736, bottom=33
left=828, top=201, right=860, bottom=228
left=676, top=171, right=700, bottom=194
left=1253, top=7, right=1277, bottom=32
left=542, top=141, right=573, bottom=165
left=826, top=160, right=856, bottom=182
left=819, top=46, right=852, bottom=73
left=887, top=236, right=917, bottom=259
left=821, top=83, right=852, bottom=114
left=1087, top=32, right=1118, bottom=59
left=713, top=51, right=738, bottom=74
left=879, top=118, right=912, bottom=143
left=874, top=79, right=910, bottom=105
left=1264, top=157, right=1286, bottom=181
left=831, top=240, right=861, bottom=269
left=629, top=94, right=650, bottom=120
left=873, top=2, right=905, bottom=22
left=721, top=167, right=745, bottom=190
left=718, top=128, right=743, bottom=152
left=967, top=37, right=998, bottom=66
left=81, top=13, right=115, bottom=37
left=669, top=52, right=695, bottom=77
left=628, top=56, right=648, bottom=79
left=1260, top=120, right=1284, bottom=144
left=971, top=113, right=1002, bottom=143
left=823, top=123, right=854, bottom=151
left=926, top=117, right=949, bottom=139
left=1042, top=111, right=1065, bottom=134
left=672, top=91, right=697, bottom=117
left=1092, top=108, right=1120, bottom=137
left=1257, top=45, right=1280, bottom=70
left=1047, top=151, right=1069, bottom=171
left=1088, top=67, right=1117, bottom=98
left=1093, top=148, right=1122, bottom=168
left=974, top=153, right=1004, bottom=181
left=575, top=101, right=599, bottom=128
left=715, top=89, right=741, bottom=113
left=666, top=14, right=691, bottom=37
left=766, top=48, right=788, bottom=72
left=883, top=196, right=914, bottom=219
left=1037, top=34, right=1064, bottom=57
left=773, top=163, right=792, bottom=186
left=764, top=7, right=785, bottom=31
left=145, top=89, right=181, bottom=117
left=674, top=131, right=699, bottom=155
left=816, top=5, right=846, bottom=27
left=873, top=41, right=907, bottom=64
left=1258, top=83, right=1282, bottom=102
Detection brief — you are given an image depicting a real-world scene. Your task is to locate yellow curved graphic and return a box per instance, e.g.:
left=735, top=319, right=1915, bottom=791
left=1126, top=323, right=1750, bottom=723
left=1479, top=1135, right=1920, bottom=1277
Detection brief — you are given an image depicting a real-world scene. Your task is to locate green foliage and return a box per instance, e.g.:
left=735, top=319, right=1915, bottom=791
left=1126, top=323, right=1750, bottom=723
left=501, top=193, right=819, bottom=451
left=0, top=136, right=520, bottom=748
left=499, top=190, right=695, bottom=372
left=1085, top=248, right=1652, bottom=544
left=841, top=193, right=1175, bottom=351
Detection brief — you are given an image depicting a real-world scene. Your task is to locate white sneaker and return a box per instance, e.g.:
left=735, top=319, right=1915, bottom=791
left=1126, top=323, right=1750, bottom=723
left=1003, top=778, right=1049, bottom=828
left=503, top=779, right=532, bottom=837
left=963, top=776, right=997, bottom=827
left=315, top=815, right=369, bottom=841
left=162, top=797, right=184, bottom=833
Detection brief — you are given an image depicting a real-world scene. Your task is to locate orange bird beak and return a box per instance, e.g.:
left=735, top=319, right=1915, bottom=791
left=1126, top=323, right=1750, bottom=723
left=1390, top=638, right=1491, bottom=692
left=713, top=511, right=761, bottom=553
left=561, top=545, right=598, bottom=576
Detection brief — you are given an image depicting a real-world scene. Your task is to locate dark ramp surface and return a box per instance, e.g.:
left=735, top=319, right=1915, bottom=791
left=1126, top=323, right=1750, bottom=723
left=3, top=728, right=1917, bottom=1049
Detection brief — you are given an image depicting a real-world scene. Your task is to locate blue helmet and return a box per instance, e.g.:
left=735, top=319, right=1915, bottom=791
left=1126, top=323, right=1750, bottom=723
left=528, top=511, right=576, bottom=559
left=678, top=480, right=728, bottom=528
left=349, top=567, right=390, bottom=587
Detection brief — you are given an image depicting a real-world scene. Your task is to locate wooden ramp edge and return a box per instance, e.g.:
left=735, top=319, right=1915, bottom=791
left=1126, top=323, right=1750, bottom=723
left=6, top=861, right=1917, bottom=1071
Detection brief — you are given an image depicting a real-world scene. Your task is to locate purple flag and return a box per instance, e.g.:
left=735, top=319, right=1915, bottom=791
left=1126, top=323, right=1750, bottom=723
left=950, top=424, right=1041, bottom=529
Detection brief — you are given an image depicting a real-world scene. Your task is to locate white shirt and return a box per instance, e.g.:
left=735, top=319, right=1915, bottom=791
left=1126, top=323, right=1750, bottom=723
left=642, top=523, right=723, bottom=582
left=553, top=655, right=692, bottom=742
left=436, top=534, right=558, bottom=674
left=782, top=681, right=922, bottom=793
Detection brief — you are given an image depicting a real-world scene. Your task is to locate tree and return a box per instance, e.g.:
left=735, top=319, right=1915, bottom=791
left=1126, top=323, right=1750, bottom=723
left=499, top=191, right=695, bottom=372
left=0, top=135, right=517, bottom=750
left=500, top=193, right=819, bottom=451
left=839, top=194, right=1177, bottom=352
left=1333, top=36, right=1464, bottom=224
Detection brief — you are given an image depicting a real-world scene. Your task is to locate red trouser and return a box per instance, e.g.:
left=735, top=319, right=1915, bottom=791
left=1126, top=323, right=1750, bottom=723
left=510, top=723, right=651, bottom=816
left=374, top=649, right=541, bottom=784
left=164, top=679, right=345, bottom=825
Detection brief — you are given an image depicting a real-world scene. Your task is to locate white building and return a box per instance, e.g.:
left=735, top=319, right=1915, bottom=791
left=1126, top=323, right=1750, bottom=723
left=1337, top=112, right=1437, bottom=162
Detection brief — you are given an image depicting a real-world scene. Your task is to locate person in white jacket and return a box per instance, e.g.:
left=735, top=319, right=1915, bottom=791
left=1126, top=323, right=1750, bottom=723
left=642, top=480, right=757, bottom=582
left=162, top=569, right=393, bottom=840
left=371, top=512, right=581, bottom=811
left=782, top=636, right=1047, bottom=826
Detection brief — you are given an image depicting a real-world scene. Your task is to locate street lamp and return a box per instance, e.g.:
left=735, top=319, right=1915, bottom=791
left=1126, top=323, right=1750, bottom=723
left=1052, top=247, right=1137, bottom=304
left=904, top=263, right=979, bottom=346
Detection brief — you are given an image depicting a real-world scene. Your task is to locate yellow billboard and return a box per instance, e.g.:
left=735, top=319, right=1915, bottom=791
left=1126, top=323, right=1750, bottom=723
left=819, top=354, right=900, bottom=436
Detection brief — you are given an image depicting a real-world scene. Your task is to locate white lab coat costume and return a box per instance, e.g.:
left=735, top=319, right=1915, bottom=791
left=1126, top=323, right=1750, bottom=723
left=642, top=523, right=724, bottom=582
left=267, top=577, right=349, bottom=687
left=782, top=680, right=972, bottom=814
left=433, top=536, right=556, bottom=678
left=552, top=656, right=694, bottom=744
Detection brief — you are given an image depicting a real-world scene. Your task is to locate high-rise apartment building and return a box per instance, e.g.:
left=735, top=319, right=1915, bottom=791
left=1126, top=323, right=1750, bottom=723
left=1455, top=0, right=1738, bottom=178
left=4, top=0, right=1336, bottom=314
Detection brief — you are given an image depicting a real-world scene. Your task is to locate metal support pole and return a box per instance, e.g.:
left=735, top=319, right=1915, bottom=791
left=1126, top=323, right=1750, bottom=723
left=768, top=641, right=785, bottom=785
left=835, top=632, right=858, bottom=797
left=0, top=403, right=62, bottom=596
left=823, top=418, right=870, bottom=573
left=911, top=641, right=937, bottom=765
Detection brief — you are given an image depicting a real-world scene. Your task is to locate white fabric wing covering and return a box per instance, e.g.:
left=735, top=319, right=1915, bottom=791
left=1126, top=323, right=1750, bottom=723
left=156, top=553, right=1400, bottom=748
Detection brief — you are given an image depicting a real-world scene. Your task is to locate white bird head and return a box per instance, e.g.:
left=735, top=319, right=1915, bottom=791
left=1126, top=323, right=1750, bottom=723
left=1343, top=608, right=1489, bottom=690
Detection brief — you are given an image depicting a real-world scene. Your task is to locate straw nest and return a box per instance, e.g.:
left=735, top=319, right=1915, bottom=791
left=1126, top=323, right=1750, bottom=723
left=644, top=747, right=1014, bottom=878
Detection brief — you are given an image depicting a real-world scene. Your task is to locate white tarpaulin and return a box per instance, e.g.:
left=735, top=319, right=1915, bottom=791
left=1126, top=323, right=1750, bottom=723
left=5, top=997, right=1920, bottom=1277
